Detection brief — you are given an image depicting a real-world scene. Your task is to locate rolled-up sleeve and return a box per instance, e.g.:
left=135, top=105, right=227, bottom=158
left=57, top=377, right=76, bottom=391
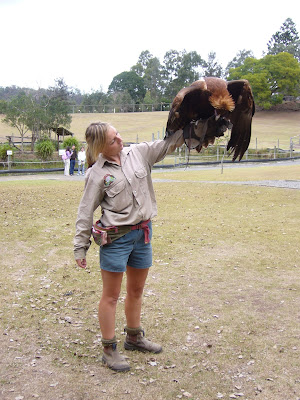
left=136, top=130, right=184, bottom=166
left=74, top=171, right=104, bottom=259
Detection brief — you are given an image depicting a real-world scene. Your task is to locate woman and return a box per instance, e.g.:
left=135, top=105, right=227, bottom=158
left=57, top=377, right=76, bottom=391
left=63, top=146, right=72, bottom=176
left=74, top=122, right=183, bottom=372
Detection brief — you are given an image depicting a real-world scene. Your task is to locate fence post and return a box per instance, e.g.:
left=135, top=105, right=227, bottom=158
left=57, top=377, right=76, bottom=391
left=7, top=152, right=12, bottom=170
left=274, top=146, right=276, bottom=159
left=217, top=145, right=219, bottom=162
left=290, top=138, right=293, bottom=158
left=152, top=133, right=154, bottom=142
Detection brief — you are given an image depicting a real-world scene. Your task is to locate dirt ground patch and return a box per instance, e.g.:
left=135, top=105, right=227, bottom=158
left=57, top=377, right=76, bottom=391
left=1, top=170, right=300, bottom=400
left=268, top=100, right=300, bottom=112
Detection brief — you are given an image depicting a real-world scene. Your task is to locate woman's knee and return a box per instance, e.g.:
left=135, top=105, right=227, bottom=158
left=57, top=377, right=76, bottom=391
left=100, top=292, right=120, bottom=307
left=126, top=285, right=144, bottom=300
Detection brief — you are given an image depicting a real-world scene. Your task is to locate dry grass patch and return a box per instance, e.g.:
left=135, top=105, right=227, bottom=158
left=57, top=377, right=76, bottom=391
left=1, top=111, right=299, bottom=149
left=0, top=177, right=300, bottom=400
left=69, top=111, right=300, bottom=149
left=69, top=112, right=168, bottom=143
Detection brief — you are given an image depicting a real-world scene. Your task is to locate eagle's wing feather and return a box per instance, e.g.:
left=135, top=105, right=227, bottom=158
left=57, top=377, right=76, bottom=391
left=226, top=80, right=255, bottom=161
left=165, top=78, right=255, bottom=161
left=166, top=80, right=212, bottom=135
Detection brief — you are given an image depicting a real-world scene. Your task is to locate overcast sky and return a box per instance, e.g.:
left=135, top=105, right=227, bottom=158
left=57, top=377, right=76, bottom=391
left=0, top=0, right=299, bottom=93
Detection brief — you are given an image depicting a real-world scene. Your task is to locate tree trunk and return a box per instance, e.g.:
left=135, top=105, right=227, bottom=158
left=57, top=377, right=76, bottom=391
left=31, top=130, right=37, bottom=152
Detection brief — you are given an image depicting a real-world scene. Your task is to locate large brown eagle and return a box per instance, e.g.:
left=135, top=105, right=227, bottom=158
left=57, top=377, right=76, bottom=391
left=165, top=77, right=255, bottom=161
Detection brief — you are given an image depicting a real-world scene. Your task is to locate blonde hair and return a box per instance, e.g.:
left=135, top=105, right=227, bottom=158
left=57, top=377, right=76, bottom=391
left=85, top=122, right=111, bottom=167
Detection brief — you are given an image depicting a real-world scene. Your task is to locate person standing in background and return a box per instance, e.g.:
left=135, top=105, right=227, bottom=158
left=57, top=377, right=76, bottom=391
left=77, top=146, right=86, bottom=175
left=70, top=145, right=77, bottom=175
left=62, top=146, right=72, bottom=176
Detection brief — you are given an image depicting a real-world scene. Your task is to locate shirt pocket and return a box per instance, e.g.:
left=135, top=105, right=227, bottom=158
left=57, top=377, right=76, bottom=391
left=134, top=167, right=147, bottom=179
left=104, top=179, right=129, bottom=211
left=134, top=167, right=148, bottom=194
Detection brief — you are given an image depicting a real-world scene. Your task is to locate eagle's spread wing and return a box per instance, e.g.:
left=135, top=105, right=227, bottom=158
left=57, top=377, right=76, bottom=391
left=165, top=80, right=212, bottom=134
left=165, top=77, right=255, bottom=161
left=226, top=80, right=255, bottom=161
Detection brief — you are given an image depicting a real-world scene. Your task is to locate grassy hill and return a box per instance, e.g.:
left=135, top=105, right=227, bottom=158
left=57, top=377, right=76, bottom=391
left=1, top=110, right=299, bottom=150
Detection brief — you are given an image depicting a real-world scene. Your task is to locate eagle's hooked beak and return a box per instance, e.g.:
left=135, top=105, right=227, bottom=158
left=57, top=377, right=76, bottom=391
left=214, top=110, right=220, bottom=120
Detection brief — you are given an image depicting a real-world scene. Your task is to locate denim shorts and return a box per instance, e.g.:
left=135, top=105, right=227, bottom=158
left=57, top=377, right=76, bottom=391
left=100, top=221, right=153, bottom=272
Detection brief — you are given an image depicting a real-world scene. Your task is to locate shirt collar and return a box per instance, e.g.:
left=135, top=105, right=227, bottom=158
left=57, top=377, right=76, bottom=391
left=97, top=147, right=132, bottom=168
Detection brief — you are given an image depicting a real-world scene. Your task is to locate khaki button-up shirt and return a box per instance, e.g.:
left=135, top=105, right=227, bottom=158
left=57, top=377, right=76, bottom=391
left=74, top=130, right=183, bottom=260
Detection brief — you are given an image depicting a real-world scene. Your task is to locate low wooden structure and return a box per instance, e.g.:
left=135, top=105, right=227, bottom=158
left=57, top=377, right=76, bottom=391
left=51, top=127, right=74, bottom=148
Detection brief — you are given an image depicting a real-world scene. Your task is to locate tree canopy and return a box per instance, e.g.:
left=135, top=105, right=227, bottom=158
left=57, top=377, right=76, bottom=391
left=228, top=52, right=300, bottom=109
left=267, top=18, right=300, bottom=61
left=108, top=71, right=146, bottom=103
left=2, top=79, right=72, bottom=151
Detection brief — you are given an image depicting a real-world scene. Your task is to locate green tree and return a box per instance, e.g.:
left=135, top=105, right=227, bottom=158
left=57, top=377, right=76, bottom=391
left=80, top=89, right=110, bottom=112
left=0, top=100, right=7, bottom=113
left=143, top=57, right=163, bottom=101
left=108, top=71, right=146, bottom=103
left=203, top=52, right=223, bottom=77
left=45, top=78, right=72, bottom=134
left=228, top=52, right=300, bottom=109
left=162, top=50, right=204, bottom=99
left=25, top=78, right=72, bottom=147
left=179, top=51, right=204, bottom=82
left=111, top=90, right=134, bottom=112
left=131, top=51, right=163, bottom=101
left=2, top=79, right=73, bottom=151
left=267, top=18, right=300, bottom=61
left=131, top=50, right=154, bottom=77
left=162, top=50, right=182, bottom=83
left=225, top=49, right=254, bottom=77
left=2, top=92, right=32, bottom=152
left=62, top=136, right=79, bottom=150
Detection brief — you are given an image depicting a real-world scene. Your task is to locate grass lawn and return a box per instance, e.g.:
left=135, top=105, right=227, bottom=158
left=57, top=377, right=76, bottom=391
left=0, top=164, right=300, bottom=399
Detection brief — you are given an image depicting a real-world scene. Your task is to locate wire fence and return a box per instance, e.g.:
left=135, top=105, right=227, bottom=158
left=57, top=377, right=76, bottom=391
left=68, top=103, right=172, bottom=114
left=1, top=147, right=300, bottom=173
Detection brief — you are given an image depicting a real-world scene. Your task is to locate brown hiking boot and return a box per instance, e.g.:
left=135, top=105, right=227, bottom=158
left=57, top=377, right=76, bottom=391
left=124, top=328, right=162, bottom=354
left=102, top=343, right=130, bottom=372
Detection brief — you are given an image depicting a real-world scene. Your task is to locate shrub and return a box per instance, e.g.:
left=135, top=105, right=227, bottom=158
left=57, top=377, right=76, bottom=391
left=0, top=143, right=13, bottom=161
left=62, top=137, right=80, bottom=151
left=35, top=139, right=55, bottom=161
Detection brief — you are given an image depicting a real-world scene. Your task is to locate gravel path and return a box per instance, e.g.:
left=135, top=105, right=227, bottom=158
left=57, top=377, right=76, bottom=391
left=1, top=173, right=299, bottom=190
left=153, top=178, right=300, bottom=190
left=0, top=160, right=299, bottom=189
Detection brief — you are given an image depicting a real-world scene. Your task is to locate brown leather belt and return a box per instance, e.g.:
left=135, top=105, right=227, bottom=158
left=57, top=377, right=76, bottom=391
left=92, top=219, right=151, bottom=246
